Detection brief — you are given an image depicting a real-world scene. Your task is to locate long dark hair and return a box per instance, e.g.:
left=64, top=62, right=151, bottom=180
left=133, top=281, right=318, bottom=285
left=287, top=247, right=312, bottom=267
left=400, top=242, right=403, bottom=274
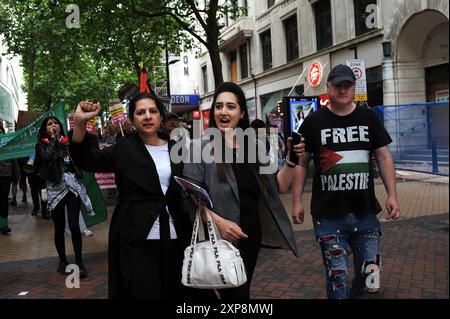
left=128, top=92, right=169, bottom=140
left=208, top=82, right=250, bottom=130
left=206, top=82, right=269, bottom=183
left=38, top=116, right=66, bottom=140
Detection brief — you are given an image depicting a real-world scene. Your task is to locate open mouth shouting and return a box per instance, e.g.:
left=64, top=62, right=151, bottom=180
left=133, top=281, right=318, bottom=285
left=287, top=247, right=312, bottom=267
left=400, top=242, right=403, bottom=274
left=218, top=117, right=231, bottom=128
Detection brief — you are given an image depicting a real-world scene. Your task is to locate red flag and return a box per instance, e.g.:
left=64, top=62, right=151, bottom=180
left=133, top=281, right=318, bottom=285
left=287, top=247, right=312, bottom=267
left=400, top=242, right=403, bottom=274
left=320, top=147, right=343, bottom=174
left=139, top=70, right=150, bottom=93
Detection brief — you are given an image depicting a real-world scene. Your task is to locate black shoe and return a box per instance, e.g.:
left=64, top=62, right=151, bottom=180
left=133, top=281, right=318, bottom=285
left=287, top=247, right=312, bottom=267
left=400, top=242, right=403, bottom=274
left=57, top=262, right=69, bottom=275
left=77, top=263, right=88, bottom=279
left=31, top=208, right=39, bottom=216
left=9, top=198, right=17, bottom=206
left=0, top=226, right=11, bottom=235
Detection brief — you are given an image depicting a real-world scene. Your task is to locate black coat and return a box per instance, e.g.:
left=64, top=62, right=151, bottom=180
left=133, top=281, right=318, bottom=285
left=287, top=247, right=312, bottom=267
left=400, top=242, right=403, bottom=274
left=35, top=137, right=82, bottom=184
left=69, top=133, right=191, bottom=298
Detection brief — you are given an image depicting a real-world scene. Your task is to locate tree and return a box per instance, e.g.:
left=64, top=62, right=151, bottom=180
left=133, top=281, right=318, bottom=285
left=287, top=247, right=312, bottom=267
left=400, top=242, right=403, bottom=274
left=0, top=0, right=187, bottom=112
left=78, top=1, right=189, bottom=83
left=132, top=0, right=245, bottom=90
left=0, top=0, right=66, bottom=110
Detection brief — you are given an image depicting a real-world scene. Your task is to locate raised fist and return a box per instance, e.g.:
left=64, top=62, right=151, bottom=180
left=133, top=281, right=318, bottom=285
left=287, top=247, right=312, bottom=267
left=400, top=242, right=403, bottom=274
left=75, top=101, right=101, bottom=124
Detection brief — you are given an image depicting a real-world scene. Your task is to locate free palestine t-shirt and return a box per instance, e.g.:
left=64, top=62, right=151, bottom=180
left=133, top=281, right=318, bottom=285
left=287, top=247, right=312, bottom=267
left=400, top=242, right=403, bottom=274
left=299, top=106, right=392, bottom=218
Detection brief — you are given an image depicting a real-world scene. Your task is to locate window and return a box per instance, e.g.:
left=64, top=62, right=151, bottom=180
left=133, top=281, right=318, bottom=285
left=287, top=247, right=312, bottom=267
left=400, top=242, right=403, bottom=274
left=225, top=0, right=238, bottom=26
left=242, top=0, right=248, bottom=16
left=230, top=0, right=238, bottom=21
left=354, top=0, right=378, bottom=36
left=284, top=15, right=299, bottom=62
left=201, top=65, right=208, bottom=93
left=268, top=0, right=275, bottom=9
left=240, top=43, right=249, bottom=79
left=260, top=30, right=272, bottom=71
left=314, top=0, right=332, bottom=50
left=366, top=66, right=383, bottom=108
left=230, top=51, right=238, bottom=82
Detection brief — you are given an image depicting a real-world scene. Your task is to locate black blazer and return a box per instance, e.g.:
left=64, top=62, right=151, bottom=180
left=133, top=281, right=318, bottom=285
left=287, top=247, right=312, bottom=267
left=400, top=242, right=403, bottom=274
left=69, top=132, right=191, bottom=297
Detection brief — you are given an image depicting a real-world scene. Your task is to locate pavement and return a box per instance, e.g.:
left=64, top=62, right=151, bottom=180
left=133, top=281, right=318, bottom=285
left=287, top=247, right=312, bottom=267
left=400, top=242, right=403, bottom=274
left=0, top=171, right=448, bottom=299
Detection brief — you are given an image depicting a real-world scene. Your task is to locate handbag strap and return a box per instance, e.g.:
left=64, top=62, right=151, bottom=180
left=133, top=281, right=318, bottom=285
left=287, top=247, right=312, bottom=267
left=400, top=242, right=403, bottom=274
left=204, top=207, right=229, bottom=285
left=185, top=207, right=229, bottom=286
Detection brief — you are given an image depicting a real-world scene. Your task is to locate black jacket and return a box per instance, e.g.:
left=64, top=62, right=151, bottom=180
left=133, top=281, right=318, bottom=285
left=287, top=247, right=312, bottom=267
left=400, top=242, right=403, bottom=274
left=69, top=132, right=191, bottom=298
left=35, top=137, right=82, bottom=184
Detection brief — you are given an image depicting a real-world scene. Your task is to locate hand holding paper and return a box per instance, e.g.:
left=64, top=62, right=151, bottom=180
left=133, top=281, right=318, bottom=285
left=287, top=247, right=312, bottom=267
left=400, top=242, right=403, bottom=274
left=174, top=176, right=213, bottom=208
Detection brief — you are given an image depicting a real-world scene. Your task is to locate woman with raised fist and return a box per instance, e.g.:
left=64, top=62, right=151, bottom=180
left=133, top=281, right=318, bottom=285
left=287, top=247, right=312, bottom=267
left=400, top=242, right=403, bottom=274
left=69, top=93, right=209, bottom=299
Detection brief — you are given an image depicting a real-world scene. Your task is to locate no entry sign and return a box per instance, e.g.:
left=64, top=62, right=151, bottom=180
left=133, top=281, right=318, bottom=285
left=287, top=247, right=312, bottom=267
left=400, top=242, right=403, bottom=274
left=308, top=62, right=323, bottom=87
left=346, top=59, right=367, bottom=101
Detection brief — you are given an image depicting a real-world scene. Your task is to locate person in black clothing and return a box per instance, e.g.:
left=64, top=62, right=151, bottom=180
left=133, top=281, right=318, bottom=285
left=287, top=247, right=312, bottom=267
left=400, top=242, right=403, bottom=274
left=0, top=128, right=21, bottom=234
left=70, top=93, right=213, bottom=299
left=8, top=157, right=28, bottom=206
left=294, top=65, right=400, bottom=299
left=35, top=116, right=88, bottom=277
left=183, top=82, right=301, bottom=299
left=25, top=155, right=51, bottom=219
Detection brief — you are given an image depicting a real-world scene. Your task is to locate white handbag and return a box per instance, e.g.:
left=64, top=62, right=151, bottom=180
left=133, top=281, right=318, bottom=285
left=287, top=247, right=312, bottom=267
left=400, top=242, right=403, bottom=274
left=181, top=207, right=247, bottom=289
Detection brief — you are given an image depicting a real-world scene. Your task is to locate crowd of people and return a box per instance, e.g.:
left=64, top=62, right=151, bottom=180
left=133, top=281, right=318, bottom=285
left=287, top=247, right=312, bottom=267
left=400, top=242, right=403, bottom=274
left=1, top=65, right=400, bottom=300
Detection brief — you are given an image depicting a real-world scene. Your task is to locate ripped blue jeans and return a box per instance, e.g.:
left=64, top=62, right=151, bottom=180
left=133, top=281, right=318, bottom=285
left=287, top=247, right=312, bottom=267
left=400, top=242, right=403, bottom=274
left=313, top=213, right=382, bottom=299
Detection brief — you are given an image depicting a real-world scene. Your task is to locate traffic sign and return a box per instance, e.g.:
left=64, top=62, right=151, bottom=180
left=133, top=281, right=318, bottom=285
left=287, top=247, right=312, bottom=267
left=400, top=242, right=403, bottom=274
left=346, top=59, right=366, bottom=81
left=308, top=62, right=323, bottom=87
left=346, top=59, right=367, bottom=101
left=352, top=67, right=363, bottom=80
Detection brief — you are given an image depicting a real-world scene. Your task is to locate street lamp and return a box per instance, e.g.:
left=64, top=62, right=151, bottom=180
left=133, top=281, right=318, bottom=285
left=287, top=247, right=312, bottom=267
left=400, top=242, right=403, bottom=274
left=165, top=51, right=180, bottom=99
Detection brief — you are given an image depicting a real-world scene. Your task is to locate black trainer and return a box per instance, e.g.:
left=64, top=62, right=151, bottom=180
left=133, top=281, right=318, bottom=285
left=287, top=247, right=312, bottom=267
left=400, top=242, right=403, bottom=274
left=56, top=262, right=69, bottom=275
left=78, top=263, right=88, bottom=279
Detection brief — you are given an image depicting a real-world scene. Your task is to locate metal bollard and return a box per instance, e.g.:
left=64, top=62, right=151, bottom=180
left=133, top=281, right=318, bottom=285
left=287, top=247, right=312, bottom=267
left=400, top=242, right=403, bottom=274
left=432, top=141, right=438, bottom=173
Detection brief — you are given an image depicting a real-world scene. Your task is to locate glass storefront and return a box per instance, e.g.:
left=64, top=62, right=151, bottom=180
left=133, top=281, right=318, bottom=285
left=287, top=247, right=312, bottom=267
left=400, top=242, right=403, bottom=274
left=0, top=85, right=14, bottom=130
left=260, top=85, right=304, bottom=120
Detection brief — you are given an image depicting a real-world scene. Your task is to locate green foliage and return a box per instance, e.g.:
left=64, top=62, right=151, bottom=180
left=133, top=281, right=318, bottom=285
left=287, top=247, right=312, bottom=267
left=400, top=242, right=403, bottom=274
left=0, top=0, right=187, bottom=112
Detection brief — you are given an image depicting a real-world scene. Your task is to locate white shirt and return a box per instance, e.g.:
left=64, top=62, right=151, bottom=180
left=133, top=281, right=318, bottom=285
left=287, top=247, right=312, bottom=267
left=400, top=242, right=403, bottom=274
left=144, top=143, right=177, bottom=240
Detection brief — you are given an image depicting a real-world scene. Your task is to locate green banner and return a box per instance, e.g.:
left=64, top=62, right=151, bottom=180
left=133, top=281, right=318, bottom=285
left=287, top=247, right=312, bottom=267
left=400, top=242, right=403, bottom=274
left=80, top=171, right=108, bottom=228
left=0, top=101, right=107, bottom=227
left=0, top=102, right=66, bottom=161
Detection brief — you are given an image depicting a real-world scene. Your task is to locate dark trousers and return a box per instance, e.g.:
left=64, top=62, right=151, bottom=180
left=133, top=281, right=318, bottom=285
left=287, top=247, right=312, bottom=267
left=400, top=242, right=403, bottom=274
left=28, top=174, right=46, bottom=212
left=0, top=176, right=13, bottom=220
left=218, top=216, right=262, bottom=300
left=51, top=191, right=82, bottom=264
left=117, top=239, right=184, bottom=299
left=110, top=238, right=216, bottom=299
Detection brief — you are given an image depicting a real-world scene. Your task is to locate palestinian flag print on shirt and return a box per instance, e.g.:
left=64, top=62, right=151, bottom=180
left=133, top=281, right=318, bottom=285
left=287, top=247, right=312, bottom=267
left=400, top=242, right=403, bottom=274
left=319, top=147, right=370, bottom=191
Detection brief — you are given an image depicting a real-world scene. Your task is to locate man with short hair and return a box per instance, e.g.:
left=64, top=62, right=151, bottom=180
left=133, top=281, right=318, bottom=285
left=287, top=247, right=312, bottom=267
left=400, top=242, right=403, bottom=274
left=166, top=112, right=190, bottom=145
left=293, top=64, right=400, bottom=299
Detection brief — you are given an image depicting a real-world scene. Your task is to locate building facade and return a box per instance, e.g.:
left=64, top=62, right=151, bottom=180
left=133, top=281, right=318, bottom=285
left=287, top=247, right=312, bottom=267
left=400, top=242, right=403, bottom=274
left=196, top=0, right=449, bottom=107
left=0, top=36, right=27, bottom=132
left=180, top=0, right=448, bottom=151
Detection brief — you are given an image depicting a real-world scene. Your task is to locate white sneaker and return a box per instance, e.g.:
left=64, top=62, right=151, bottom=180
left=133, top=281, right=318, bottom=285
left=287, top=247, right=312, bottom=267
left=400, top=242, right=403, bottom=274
left=84, top=230, right=93, bottom=237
